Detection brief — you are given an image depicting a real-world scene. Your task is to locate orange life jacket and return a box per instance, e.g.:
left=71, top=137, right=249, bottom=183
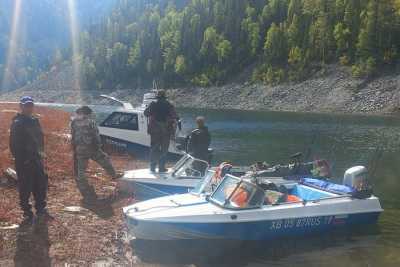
left=231, top=190, right=249, bottom=208
left=286, top=194, right=301, bottom=202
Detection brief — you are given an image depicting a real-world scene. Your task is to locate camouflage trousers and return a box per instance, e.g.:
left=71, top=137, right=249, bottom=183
left=74, top=149, right=116, bottom=200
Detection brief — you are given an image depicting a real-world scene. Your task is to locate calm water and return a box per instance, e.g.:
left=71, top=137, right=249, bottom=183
left=146, top=108, right=399, bottom=267
left=62, top=105, right=400, bottom=266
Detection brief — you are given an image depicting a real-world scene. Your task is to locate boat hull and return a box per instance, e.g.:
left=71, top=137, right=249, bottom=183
left=127, top=212, right=381, bottom=241
left=124, top=191, right=383, bottom=241
left=118, top=168, right=199, bottom=199
left=129, top=179, right=196, bottom=200
left=100, top=135, right=182, bottom=160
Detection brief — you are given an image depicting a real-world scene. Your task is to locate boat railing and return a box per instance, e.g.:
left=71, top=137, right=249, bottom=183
left=268, top=194, right=353, bottom=207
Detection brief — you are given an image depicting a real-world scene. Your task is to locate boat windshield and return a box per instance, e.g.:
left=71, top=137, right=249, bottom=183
left=209, top=175, right=265, bottom=209
left=172, top=154, right=209, bottom=179
left=191, top=170, right=216, bottom=195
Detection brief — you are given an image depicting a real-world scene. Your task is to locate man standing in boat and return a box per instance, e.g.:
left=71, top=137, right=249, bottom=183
left=71, top=106, right=121, bottom=202
left=187, top=116, right=211, bottom=163
left=10, top=96, right=51, bottom=225
left=144, top=90, right=178, bottom=172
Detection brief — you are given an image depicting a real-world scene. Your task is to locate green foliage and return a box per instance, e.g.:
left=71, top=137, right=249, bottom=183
left=77, top=0, right=400, bottom=89
left=216, top=40, right=232, bottom=63
left=351, top=56, right=377, bottom=78
left=127, top=41, right=141, bottom=68
left=241, top=5, right=261, bottom=56
left=264, top=66, right=286, bottom=85
left=339, top=55, right=350, bottom=66
left=192, top=73, right=211, bottom=87
left=264, top=23, right=288, bottom=66
left=288, top=46, right=307, bottom=81
left=175, top=55, right=187, bottom=75
left=334, top=22, right=351, bottom=55
left=200, top=27, right=220, bottom=57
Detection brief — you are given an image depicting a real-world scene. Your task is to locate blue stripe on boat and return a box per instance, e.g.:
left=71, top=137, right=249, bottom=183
left=130, top=212, right=381, bottom=241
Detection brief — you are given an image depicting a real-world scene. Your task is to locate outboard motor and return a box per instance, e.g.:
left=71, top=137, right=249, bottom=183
left=175, top=135, right=214, bottom=164
left=175, top=136, right=188, bottom=152
left=343, top=166, right=372, bottom=199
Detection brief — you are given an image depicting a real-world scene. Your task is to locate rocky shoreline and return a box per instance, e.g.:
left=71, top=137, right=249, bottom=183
left=0, top=64, right=399, bottom=115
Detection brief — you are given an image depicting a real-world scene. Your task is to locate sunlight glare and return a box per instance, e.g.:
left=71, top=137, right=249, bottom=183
left=67, top=0, right=82, bottom=101
left=1, top=0, right=22, bottom=91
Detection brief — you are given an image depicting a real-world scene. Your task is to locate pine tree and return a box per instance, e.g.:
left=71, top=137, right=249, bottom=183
left=264, top=23, right=288, bottom=66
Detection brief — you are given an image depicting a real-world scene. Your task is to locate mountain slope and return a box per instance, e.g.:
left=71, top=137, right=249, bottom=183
left=75, top=0, right=400, bottom=90
left=0, top=0, right=117, bottom=91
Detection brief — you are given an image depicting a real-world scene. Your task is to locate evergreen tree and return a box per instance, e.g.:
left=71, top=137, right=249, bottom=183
left=75, top=0, right=400, bottom=88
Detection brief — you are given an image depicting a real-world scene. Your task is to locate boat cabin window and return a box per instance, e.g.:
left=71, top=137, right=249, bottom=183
left=101, top=112, right=139, bottom=131
left=172, top=154, right=209, bottom=179
left=210, top=175, right=265, bottom=209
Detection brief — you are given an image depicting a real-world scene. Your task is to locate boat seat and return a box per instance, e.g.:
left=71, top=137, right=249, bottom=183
left=290, top=184, right=336, bottom=201
left=264, top=189, right=303, bottom=205
left=256, top=177, right=297, bottom=189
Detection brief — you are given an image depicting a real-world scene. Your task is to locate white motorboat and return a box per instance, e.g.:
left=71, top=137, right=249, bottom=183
left=123, top=165, right=383, bottom=241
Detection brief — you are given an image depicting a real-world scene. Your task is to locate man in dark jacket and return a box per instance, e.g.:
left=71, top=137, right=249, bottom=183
left=187, top=116, right=211, bottom=163
left=10, top=96, right=50, bottom=225
left=144, top=90, right=178, bottom=172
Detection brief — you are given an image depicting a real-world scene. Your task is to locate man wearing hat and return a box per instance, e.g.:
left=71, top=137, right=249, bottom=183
left=144, top=90, right=178, bottom=172
left=10, top=96, right=50, bottom=224
left=71, top=106, right=120, bottom=202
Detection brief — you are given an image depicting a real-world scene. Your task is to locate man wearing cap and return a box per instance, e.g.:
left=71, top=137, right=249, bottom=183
left=71, top=106, right=120, bottom=202
left=144, top=90, right=178, bottom=172
left=10, top=96, right=50, bottom=224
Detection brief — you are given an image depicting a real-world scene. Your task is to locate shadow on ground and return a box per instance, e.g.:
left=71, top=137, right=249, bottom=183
left=14, top=220, right=51, bottom=267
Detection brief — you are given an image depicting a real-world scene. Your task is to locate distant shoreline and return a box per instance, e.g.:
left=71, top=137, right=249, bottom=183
left=1, top=65, right=399, bottom=116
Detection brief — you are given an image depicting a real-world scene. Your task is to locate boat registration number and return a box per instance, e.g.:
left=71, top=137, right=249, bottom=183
left=269, top=216, right=338, bottom=230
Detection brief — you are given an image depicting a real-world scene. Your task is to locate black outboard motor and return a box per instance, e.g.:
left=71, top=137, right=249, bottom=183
left=175, top=134, right=213, bottom=164
left=175, top=136, right=188, bottom=152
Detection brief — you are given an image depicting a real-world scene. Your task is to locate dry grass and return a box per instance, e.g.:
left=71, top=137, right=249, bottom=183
left=0, top=104, right=146, bottom=266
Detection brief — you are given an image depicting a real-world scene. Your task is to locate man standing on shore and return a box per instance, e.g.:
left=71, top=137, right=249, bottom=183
left=71, top=106, right=121, bottom=203
left=144, top=90, right=178, bottom=172
left=10, top=96, right=51, bottom=225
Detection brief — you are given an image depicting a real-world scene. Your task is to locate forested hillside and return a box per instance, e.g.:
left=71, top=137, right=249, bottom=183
left=0, top=0, right=116, bottom=90
left=79, top=0, right=400, bottom=90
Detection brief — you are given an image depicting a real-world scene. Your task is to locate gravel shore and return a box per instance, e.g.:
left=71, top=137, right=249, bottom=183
left=0, top=64, right=399, bottom=114
left=0, top=104, right=145, bottom=266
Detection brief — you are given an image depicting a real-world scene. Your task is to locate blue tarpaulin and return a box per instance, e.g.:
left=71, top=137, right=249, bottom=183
left=300, top=178, right=354, bottom=195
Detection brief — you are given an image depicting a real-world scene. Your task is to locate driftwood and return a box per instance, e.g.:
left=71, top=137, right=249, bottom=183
left=4, top=168, right=17, bottom=181
left=0, top=168, right=17, bottom=185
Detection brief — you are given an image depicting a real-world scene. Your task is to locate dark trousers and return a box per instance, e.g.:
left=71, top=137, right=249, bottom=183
left=75, top=149, right=116, bottom=200
left=149, top=122, right=170, bottom=171
left=16, top=160, right=48, bottom=217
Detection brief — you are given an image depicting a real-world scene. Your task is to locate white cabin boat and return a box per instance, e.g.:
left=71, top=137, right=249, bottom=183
left=98, top=92, right=185, bottom=158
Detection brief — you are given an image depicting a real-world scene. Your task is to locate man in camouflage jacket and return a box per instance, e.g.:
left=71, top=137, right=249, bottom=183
left=71, top=106, right=119, bottom=201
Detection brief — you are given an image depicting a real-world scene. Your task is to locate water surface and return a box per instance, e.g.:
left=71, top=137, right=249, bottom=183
left=60, top=105, right=400, bottom=266
left=162, top=108, right=400, bottom=267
